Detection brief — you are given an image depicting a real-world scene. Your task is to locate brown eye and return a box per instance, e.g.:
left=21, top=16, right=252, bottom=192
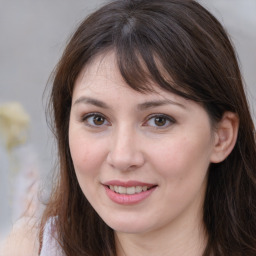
left=83, top=113, right=109, bottom=127
left=144, top=114, right=175, bottom=129
left=154, top=116, right=167, bottom=126
left=93, top=115, right=105, bottom=125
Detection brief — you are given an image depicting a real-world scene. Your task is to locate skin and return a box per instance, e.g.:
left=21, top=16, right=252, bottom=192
left=68, top=51, right=223, bottom=256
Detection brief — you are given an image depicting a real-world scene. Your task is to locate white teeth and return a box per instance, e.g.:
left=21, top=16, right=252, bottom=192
left=135, top=186, right=142, bottom=193
left=109, top=185, right=150, bottom=195
left=127, top=187, right=136, bottom=195
left=118, top=186, right=126, bottom=194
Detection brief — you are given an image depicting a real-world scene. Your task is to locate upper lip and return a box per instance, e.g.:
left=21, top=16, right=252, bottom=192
left=103, top=180, right=156, bottom=187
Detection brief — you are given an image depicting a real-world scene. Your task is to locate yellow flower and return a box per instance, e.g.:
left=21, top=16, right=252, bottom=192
left=0, top=102, right=30, bottom=151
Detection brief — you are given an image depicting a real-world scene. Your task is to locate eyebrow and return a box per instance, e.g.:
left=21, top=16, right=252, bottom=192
left=73, top=97, right=110, bottom=109
left=137, top=99, right=186, bottom=110
left=73, top=96, right=185, bottom=110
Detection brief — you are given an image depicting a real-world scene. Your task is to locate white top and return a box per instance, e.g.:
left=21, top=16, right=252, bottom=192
left=40, top=218, right=64, bottom=256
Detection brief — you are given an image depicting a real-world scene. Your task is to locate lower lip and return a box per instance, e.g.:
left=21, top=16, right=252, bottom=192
left=104, top=186, right=156, bottom=205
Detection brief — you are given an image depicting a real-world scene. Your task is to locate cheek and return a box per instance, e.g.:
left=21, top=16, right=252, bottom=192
left=149, top=135, right=212, bottom=214
left=69, top=132, right=105, bottom=176
left=69, top=133, right=107, bottom=202
left=150, top=134, right=212, bottom=179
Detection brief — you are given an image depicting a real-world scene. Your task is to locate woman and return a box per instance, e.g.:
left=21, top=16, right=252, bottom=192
left=2, top=0, right=256, bottom=255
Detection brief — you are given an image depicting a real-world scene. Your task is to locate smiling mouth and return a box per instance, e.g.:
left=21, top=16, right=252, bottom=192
left=108, top=185, right=156, bottom=195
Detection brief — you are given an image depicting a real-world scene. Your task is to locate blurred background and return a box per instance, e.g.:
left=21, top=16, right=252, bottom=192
left=0, top=0, right=255, bottom=239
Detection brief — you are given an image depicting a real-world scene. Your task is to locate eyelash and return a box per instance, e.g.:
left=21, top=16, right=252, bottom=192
left=81, top=113, right=176, bottom=129
left=143, top=114, right=176, bottom=129
left=82, top=112, right=109, bottom=128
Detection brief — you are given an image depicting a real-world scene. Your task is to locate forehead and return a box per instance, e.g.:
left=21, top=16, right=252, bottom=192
left=74, top=51, right=126, bottom=92
left=73, top=51, right=187, bottom=106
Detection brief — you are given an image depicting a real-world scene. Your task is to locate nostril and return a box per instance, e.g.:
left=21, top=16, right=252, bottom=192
left=106, top=149, right=145, bottom=171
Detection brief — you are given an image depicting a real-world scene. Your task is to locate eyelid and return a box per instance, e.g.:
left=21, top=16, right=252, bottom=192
left=82, top=112, right=110, bottom=127
left=80, top=112, right=175, bottom=129
left=143, top=113, right=176, bottom=128
left=81, top=112, right=102, bottom=121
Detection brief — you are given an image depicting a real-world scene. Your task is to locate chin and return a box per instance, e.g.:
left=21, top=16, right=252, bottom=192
left=103, top=216, right=151, bottom=234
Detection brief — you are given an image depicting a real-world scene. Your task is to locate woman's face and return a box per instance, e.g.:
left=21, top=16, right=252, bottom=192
left=69, top=51, right=217, bottom=235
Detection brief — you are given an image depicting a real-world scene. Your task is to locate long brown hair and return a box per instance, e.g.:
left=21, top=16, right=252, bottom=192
left=40, top=0, right=256, bottom=255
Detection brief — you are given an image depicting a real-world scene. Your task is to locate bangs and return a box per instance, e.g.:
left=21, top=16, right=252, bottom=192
left=115, top=44, right=192, bottom=98
left=113, top=11, right=202, bottom=102
left=61, top=0, right=234, bottom=122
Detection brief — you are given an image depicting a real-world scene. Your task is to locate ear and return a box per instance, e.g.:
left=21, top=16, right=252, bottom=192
left=210, top=112, right=239, bottom=163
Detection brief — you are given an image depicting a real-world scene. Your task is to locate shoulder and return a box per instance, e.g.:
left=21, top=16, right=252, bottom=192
left=0, top=217, right=39, bottom=256
left=40, top=217, right=64, bottom=256
left=0, top=217, right=65, bottom=256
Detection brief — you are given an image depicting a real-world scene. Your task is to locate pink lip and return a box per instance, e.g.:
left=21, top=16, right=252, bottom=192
left=103, top=180, right=157, bottom=205
left=104, top=180, right=155, bottom=187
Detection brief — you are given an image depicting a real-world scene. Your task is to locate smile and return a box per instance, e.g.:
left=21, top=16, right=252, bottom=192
left=104, top=181, right=157, bottom=205
left=109, top=185, right=151, bottom=195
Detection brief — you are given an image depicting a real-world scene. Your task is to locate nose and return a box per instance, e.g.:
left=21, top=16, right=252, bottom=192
left=106, top=127, right=145, bottom=171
